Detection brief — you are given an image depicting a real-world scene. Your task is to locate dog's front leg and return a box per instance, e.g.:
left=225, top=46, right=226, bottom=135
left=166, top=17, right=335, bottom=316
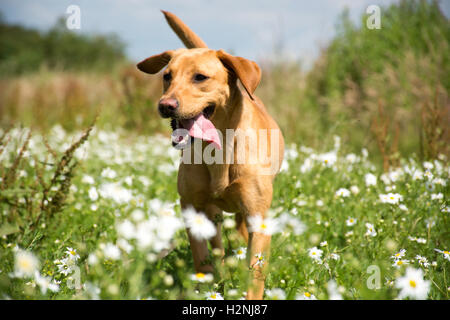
left=183, top=201, right=223, bottom=274
left=220, top=177, right=274, bottom=300
left=205, top=203, right=225, bottom=258
left=246, top=232, right=271, bottom=300
left=186, top=231, right=214, bottom=274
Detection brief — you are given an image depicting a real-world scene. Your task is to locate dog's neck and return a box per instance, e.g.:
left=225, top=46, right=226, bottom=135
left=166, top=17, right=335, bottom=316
left=212, top=83, right=244, bottom=134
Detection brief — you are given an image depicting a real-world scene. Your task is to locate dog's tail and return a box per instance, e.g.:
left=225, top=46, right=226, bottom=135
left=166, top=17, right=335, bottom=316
left=161, top=10, right=208, bottom=49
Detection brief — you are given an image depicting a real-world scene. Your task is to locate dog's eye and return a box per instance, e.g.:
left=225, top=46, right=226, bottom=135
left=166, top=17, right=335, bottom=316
left=193, top=73, right=209, bottom=82
left=163, top=72, right=172, bottom=82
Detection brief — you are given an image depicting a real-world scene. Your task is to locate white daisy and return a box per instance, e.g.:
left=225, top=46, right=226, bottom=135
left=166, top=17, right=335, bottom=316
left=350, top=186, right=360, bottom=195
left=135, top=220, right=155, bottom=249
left=87, top=253, right=99, bottom=266
left=296, top=292, right=317, bottom=300
left=408, top=236, right=427, bottom=244
left=55, top=257, right=76, bottom=276
left=345, top=153, right=358, bottom=163
left=392, top=259, right=410, bottom=269
left=365, top=173, right=377, bottom=186
left=365, top=223, right=377, bottom=237
left=12, top=249, right=39, bottom=278
left=131, top=209, right=145, bottom=222
left=278, top=213, right=306, bottom=235
left=415, top=255, right=430, bottom=268
left=183, top=208, right=216, bottom=241
left=335, top=188, right=351, bottom=198
left=346, top=217, right=357, bottom=226
left=379, top=193, right=403, bottom=204
left=318, top=152, right=337, bottom=167
left=34, top=272, right=59, bottom=294
left=424, top=170, right=433, bottom=180
left=82, top=175, right=95, bottom=184
left=430, top=193, right=443, bottom=200
left=247, top=215, right=280, bottom=235
left=308, top=247, right=323, bottom=262
left=330, top=253, right=340, bottom=261
left=423, top=161, right=434, bottom=170
left=205, top=291, right=224, bottom=300
left=432, top=178, right=446, bottom=186
left=412, top=171, right=423, bottom=180
left=434, top=249, right=450, bottom=261
left=223, top=218, right=236, bottom=229
left=99, top=182, right=133, bottom=204
left=65, top=247, right=80, bottom=261
left=265, top=288, right=286, bottom=300
left=101, top=167, right=117, bottom=179
left=190, top=272, right=213, bottom=283
left=395, top=267, right=430, bottom=300
left=233, top=247, right=247, bottom=260
left=88, top=187, right=98, bottom=201
left=117, top=238, right=133, bottom=254
left=103, top=243, right=121, bottom=260
left=254, top=252, right=265, bottom=267
left=116, top=220, right=136, bottom=240
left=391, top=249, right=406, bottom=260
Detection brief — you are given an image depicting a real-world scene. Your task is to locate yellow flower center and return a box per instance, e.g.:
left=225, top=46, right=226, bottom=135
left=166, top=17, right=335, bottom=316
left=18, top=259, right=32, bottom=271
left=444, top=251, right=449, bottom=255
left=237, top=250, right=243, bottom=255
left=195, top=217, right=204, bottom=225
left=70, top=250, right=76, bottom=256
left=196, top=273, right=205, bottom=279
left=211, top=294, right=216, bottom=299
left=397, top=261, right=403, bottom=265
left=261, top=223, right=267, bottom=229
left=395, top=253, right=400, bottom=257
left=409, top=280, right=416, bottom=288
left=305, top=292, right=311, bottom=297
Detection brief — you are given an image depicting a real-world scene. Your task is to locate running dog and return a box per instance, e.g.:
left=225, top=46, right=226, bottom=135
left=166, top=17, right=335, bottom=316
left=137, top=11, right=284, bottom=299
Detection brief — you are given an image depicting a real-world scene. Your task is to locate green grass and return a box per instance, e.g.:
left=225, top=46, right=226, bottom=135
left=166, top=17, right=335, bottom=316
left=0, top=126, right=448, bottom=300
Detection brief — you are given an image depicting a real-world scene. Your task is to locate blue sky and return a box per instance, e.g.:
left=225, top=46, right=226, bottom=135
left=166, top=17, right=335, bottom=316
left=1, top=0, right=449, bottom=68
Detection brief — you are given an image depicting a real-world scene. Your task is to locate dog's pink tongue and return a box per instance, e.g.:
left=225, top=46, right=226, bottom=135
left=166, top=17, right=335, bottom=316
left=180, top=114, right=222, bottom=149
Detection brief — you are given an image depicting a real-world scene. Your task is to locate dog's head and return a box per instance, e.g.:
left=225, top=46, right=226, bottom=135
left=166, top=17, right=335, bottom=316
left=137, top=48, right=261, bottom=149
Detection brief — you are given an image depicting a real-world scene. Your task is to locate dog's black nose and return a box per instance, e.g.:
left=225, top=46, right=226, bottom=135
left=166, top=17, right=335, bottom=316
left=158, top=98, right=178, bottom=118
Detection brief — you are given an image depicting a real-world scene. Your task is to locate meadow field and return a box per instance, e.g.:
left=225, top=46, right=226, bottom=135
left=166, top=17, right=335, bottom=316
left=0, top=0, right=448, bottom=300
left=0, top=125, right=448, bottom=300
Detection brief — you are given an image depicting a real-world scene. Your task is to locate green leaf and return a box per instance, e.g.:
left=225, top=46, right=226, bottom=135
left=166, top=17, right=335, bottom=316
left=0, top=223, right=20, bottom=237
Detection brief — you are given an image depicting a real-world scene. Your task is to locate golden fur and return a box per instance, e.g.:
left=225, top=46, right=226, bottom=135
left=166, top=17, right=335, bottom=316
left=137, top=11, right=284, bottom=300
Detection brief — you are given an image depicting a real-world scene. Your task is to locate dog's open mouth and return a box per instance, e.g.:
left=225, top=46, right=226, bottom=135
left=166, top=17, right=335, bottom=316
left=170, top=104, right=222, bottom=150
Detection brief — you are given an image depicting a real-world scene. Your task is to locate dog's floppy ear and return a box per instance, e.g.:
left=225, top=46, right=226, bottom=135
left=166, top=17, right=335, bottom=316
left=137, top=50, right=173, bottom=74
left=216, top=49, right=261, bottom=100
